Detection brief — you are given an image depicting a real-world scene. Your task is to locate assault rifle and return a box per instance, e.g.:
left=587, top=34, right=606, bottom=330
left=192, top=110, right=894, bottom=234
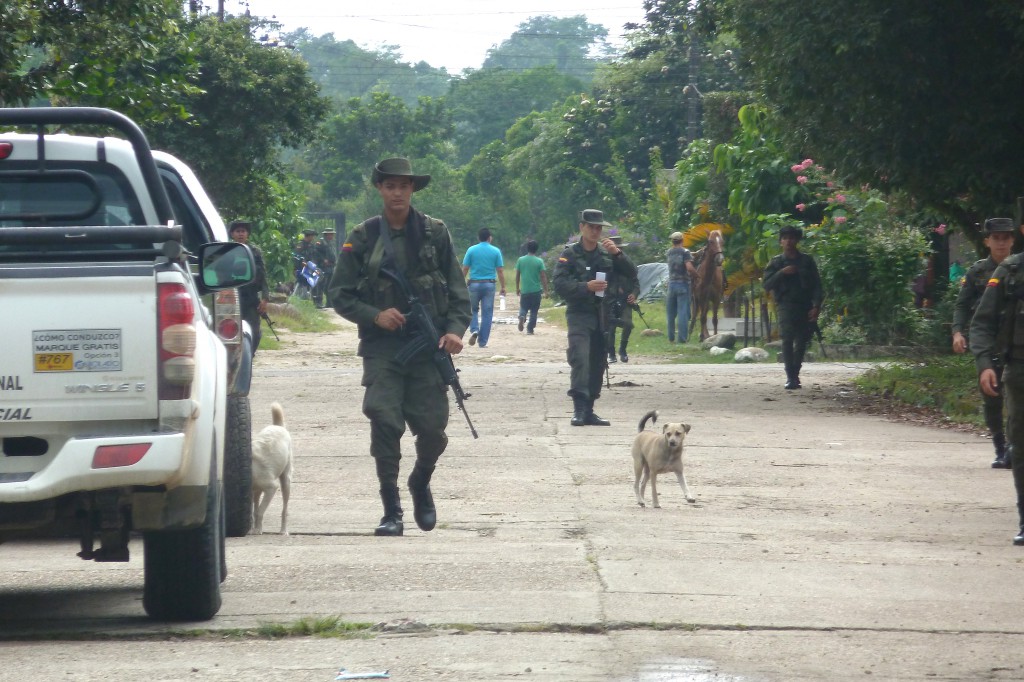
left=381, top=263, right=479, bottom=439
left=810, top=320, right=827, bottom=359
left=260, top=311, right=280, bottom=341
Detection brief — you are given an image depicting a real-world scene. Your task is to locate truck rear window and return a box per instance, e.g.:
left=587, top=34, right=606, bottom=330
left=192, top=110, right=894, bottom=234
left=0, top=161, right=143, bottom=227
left=0, top=161, right=149, bottom=256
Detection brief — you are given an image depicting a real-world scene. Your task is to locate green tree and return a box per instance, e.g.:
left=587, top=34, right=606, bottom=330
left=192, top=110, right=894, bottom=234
left=709, top=0, right=1024, bottom=224
left=303, top=91, right=454, bottom=206
left=446, top=66, right=584, bottom=163
left=0, top=0, right=197, bottom=121
left=147, top=16, right=329, bottom=220
left=482, top=15, right=612, bottom=82
left=285, top=30, right=451, bottom=106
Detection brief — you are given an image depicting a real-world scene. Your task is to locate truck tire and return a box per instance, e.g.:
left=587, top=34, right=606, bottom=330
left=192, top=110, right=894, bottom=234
left=142, top=475, right=223, bottom=621
left=224, top=394, right=253, bottom=537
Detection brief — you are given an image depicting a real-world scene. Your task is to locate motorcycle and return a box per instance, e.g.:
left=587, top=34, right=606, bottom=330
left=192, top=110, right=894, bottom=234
left=292, top=254, right=322, bottom=301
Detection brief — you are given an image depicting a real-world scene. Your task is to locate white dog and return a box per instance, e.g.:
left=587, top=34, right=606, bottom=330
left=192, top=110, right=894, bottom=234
left=632, top=410, right=694, bottom=508
left=251, top=402, right=293, bottom=535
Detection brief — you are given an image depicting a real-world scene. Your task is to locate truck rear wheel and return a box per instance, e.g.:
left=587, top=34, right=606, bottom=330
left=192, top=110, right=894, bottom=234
left=142, top=477, right=223, bottom=621
left=224, top=394, right=253, bottom=537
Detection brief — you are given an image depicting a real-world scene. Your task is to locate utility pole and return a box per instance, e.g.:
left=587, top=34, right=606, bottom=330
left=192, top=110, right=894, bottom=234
left=685, top=38, right=703, bottom=143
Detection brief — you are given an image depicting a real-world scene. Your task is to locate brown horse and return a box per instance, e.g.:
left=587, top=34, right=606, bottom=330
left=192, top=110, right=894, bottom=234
left=689, top=229, right=726, bottom=341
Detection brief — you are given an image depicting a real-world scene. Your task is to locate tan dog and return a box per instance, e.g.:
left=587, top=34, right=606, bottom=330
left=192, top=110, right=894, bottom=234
left=632, top=410, right=694, bottom=507
left=251, top=402, right=293, bottom=535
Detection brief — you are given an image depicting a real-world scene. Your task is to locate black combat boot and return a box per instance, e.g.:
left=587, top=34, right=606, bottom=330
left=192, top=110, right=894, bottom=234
left=992, top=433, right=1011, bottom=469
left=571, top=396, right=588, bottom=426
left=1015, top=502, right=1024, bottom=546
left=619, top=346, right=629, bottom=363
left=374, top=486, right=404, bottom=536
left=608, top=351, right=617, bottom=364
left=407, top=463, right=437, bottom=532
left=584, top=400, right=611, bottom=426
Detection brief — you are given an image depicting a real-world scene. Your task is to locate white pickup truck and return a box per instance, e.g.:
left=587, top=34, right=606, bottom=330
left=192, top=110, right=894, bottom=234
left=0, top=107, right=254, bottom=621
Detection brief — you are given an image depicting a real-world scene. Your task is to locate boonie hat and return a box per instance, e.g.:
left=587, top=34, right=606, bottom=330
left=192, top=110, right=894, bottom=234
left=322, top=228, right=336, bottom=235
left=229, top=221, right=252, bottom=234
left=609, top=234, right=624, bottom=244
left=580, top=208, right=612, bottom=227
left=669, top=231, right=683, bottom=242
left=371, top=157, right=431, bottom=191
left=984, top=217, right=1016, bottom=233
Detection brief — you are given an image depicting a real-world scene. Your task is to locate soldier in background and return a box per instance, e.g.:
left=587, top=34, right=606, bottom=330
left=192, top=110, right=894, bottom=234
left=969, top=216, right=1024, bottom=545
left=553, top=209, right=637, bottom=427
left=316, top=228, right=339, bottom=309
left=604, top=235, right=640, bottom=364
left=229, top=221, right=269, bottom=354
left=763, top=225, right=823, bottom=390
left=953, top=217, right=1016, bottom=468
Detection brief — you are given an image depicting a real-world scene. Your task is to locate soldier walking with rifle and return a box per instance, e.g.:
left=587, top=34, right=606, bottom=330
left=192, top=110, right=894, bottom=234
left=603, top=235, right=640, bottom=364
left=327, top=157, right=471, bottom=537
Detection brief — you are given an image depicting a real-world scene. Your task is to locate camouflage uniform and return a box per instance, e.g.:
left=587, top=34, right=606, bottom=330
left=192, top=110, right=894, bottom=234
left=763, top=249, right=823, bottom=388
left=328, top=208, right=470, bottom=530
left=970, top=252, right=1024, bottom=544
left=553, top=239, right=638, bottom=422
left=604, top=269, right=640, bottom=363
left=954, top=255, right=1010, bottom=464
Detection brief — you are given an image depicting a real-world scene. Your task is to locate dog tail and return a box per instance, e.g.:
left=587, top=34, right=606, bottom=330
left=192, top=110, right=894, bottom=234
left=270, top=402, right=285, bottom=427
left=638, top=410, right=658, bottom=432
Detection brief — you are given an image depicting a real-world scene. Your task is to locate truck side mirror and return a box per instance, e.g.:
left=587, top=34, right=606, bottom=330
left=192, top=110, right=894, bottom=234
left=199, top=242, right=254, bottom=290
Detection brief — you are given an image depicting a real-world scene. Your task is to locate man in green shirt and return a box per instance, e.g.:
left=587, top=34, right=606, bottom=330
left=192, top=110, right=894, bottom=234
left=514, top=239, right=548, bottom=334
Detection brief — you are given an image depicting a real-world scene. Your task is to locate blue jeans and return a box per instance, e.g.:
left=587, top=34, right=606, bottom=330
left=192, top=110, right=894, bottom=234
left=666, top=281, right=691, bottom=343
left=468, top=280, right=496, bottom=347
left=518, top=290, right=542, bottom=332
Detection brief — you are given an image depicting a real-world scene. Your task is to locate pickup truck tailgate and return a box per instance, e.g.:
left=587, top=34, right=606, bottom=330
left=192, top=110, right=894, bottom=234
left=0, top=263, right=159, bottom=424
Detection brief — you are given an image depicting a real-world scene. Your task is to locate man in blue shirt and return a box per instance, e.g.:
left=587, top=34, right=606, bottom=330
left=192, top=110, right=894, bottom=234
left=461, top=228, right=506, bottom=348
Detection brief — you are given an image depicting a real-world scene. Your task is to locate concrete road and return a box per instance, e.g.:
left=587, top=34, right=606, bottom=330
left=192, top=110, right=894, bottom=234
left=2, top=311, right=1023, bottom=681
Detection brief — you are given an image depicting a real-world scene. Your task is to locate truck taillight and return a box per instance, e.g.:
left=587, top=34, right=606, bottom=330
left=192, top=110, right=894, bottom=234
left=214, top=288, right=242, bottom=344
left=158, top=283, right=196, bottom=399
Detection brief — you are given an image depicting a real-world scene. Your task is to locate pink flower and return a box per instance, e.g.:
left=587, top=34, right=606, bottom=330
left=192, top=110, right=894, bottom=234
left=797, top=176, right=808, bottom=184
left=796, top=203, right=806, bottom=212
left=791, top=164, right=803, bottom=173
left=826, top=181, right=834, bottom=188
left=834, top=194, right=846, bottom=203
left=801, top=158, right=814, bottom=169
left=834, top=216, right=847, bottom=224
left=934, top=224, right=946, bottom=235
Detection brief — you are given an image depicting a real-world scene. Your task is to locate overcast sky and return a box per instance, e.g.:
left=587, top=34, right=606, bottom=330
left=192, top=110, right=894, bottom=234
left=235, top=1, right=647, bottom=73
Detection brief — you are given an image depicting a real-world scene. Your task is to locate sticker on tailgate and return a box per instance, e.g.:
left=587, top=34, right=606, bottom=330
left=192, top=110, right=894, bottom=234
left=33, top=329, right=122, bottom=372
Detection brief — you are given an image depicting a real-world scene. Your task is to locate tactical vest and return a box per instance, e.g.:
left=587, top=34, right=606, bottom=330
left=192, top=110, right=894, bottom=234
left=966, top=258, right=998, bottom=313
left=1000, top=258, right=1024, bottom=361
left=559, top=241, right=616, bottom=314
left=358, top=212, right=451, bottom=323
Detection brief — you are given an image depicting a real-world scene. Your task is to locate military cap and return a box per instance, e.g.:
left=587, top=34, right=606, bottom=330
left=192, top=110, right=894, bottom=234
left=322, top=227, right=336, bottom=235
left=302, top=229, right=317, bottom=237
left=669, top=231, right=684, bottom=243
left=579, top=208, right=612, bottom=227
left=984, top=218, right=1016, bottom=233
left=371, top=157, right=430, bottom=191
left=778, top=225, right=804, bottom=240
